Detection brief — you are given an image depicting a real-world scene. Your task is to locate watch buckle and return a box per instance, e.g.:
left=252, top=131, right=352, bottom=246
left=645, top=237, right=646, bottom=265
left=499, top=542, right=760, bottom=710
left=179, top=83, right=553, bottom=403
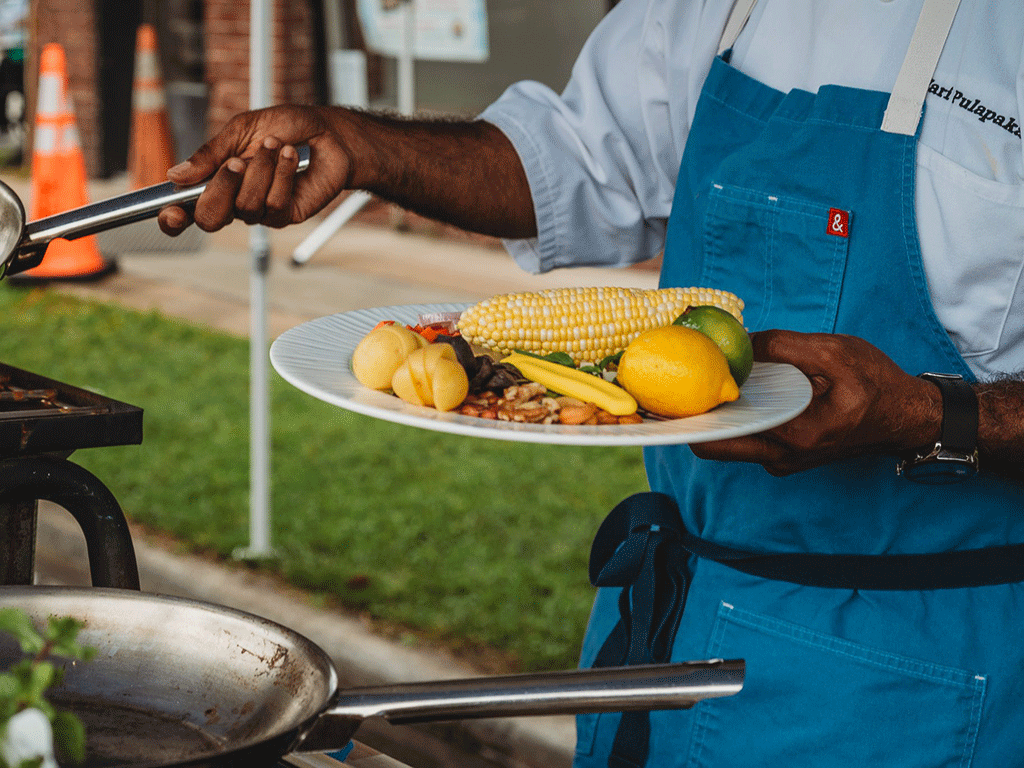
left=897, top=441, right=980, bottom=481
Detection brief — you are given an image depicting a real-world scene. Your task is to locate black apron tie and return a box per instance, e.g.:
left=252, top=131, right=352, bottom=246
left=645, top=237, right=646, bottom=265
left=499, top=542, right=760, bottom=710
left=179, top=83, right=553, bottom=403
left=589, top=492, right=690, bottom=768
left=586, top=491, right=1024, bottom=768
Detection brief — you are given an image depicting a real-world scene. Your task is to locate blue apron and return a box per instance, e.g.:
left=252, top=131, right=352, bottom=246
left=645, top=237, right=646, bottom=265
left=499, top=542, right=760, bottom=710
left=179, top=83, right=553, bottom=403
left=574, top=2, right=1024, bottom=766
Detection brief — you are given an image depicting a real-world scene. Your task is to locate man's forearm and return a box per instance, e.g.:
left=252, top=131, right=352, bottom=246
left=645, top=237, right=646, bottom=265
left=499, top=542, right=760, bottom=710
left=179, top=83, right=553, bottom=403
left=330, top=108, right=537, bottom=240
left=976, top=377, right=1024, bottom=482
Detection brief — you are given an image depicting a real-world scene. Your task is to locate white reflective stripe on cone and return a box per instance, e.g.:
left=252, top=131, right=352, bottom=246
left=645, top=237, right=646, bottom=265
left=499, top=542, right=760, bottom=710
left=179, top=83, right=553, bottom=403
left=132, top=80, right=167, bottom=111
left=36, top=75, right=62, bottom=117
left=34, top=125, right=57, bottom=154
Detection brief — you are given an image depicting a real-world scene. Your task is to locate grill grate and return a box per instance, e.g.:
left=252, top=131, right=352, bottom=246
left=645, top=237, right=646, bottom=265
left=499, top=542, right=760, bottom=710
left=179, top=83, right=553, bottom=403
left=0, top=363, right=142, bottom=458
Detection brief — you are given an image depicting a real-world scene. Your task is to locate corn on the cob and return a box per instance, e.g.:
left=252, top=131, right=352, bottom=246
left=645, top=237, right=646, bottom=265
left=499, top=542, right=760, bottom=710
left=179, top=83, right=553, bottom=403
left=457, top=286, right=744, bottom=364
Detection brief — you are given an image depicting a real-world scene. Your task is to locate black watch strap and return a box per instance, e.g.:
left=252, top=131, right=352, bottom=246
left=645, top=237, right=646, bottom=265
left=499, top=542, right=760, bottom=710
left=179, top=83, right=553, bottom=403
left=897, top=372, right=979, bottom=482
left=921, top=372, right=978, bottom=455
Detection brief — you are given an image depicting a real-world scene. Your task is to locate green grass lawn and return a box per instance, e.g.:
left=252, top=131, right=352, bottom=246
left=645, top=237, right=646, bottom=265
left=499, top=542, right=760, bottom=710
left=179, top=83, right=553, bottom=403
left=0, top=286, right=649, bottom=670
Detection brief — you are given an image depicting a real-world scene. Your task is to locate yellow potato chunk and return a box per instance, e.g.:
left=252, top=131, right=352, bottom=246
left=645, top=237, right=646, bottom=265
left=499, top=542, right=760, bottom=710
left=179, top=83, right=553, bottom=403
left=391, top=344, right=469, bottom=411
left=351, top=325, right=429, bottom=390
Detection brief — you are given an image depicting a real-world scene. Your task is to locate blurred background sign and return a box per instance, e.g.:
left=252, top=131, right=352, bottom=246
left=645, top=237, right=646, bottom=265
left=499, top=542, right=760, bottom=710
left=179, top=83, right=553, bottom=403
left=356, top=0, right=488, bottom=63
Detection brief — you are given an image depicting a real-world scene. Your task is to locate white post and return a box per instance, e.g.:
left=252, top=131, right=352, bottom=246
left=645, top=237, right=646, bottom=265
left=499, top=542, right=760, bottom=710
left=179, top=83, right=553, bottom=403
left=236, top=0, right=276, bottom=560
left=398, top=0, right=415, bottom=116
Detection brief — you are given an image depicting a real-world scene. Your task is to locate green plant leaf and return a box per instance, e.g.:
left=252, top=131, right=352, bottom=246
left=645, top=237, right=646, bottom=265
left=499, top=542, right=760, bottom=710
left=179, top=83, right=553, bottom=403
left=1, top=608, right=94, bottom=766
left=0, top=612, right=43, bottom=657
left=24, top=665, right=56, bottom=710
left=44, top=619, right=92, bottom=663
left=512, top=349, right=576, bottom=367
left=51, top=712, right=86, bottom=765
left=597, top=351, right=624, bottom=369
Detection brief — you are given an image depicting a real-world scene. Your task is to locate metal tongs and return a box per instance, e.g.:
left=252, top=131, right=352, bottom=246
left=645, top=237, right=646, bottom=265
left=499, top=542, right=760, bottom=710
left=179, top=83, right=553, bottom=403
left=0, top=145, right=311, bottom=279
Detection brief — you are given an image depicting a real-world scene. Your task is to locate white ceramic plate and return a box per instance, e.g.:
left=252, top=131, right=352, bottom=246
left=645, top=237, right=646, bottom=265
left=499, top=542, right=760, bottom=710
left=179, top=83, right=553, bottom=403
left=270, top=303, right=813, bottom=447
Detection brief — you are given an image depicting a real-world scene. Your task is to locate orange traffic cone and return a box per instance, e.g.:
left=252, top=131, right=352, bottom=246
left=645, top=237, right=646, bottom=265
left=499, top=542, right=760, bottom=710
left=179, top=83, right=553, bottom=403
left=16, top=43, right=114, bottom=282
left=127, top=24, right=175, bottom=189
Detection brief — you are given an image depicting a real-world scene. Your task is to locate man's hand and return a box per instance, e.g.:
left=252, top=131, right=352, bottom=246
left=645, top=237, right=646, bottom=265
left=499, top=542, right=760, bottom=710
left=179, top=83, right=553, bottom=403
left=690, top=330, right=941, bottom=475
left=158, top=105, right=357, bottom=235
left=157, top=104, right=537, bottom=240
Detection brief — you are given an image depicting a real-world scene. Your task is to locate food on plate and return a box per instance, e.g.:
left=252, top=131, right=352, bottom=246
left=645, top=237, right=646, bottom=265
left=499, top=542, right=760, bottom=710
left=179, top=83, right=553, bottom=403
left=617, top=325, right=740, bottom=418
left=673, top=305, right=754, bottom=386
left=502, top=351, right=638, bottom=416
left=391, top=343, right=470, bottom=411
left=457, top=286, right=744, bottom=364
left=350, top=288, right=752, bottom=424
left=458, top=386, right=644, bottom=425
left=351, top=323, right=428, bottom=390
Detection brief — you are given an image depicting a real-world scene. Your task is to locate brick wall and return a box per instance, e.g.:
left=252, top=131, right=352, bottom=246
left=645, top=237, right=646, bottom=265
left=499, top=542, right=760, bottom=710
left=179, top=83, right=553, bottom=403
left=204, top=0, right=317, bottom=135
left=30, top=0, right=103, bottom=176
left=25, top=0, right=317, bottom=175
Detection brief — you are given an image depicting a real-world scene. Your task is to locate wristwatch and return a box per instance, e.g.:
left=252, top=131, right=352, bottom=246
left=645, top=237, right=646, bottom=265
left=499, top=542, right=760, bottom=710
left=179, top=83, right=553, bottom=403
left=897, top=372, right=979, bottom=483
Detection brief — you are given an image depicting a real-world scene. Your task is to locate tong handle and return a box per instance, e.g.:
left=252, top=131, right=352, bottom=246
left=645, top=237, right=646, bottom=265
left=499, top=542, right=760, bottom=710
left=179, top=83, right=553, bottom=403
left=19, top=145, right=311, bottom=252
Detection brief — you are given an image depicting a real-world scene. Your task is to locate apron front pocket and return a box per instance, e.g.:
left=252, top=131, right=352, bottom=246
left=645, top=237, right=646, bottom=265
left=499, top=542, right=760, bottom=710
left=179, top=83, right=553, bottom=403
left=700, top=183, right=850, bottom=334
left=678, top=601, right=986, bottom=768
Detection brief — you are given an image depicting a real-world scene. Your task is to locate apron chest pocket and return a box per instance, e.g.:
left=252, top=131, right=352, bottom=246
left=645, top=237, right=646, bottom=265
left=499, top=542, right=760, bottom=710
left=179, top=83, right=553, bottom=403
left=700, top=183, right=850, bottom=334
left=680, top=602, right=986, bottom=768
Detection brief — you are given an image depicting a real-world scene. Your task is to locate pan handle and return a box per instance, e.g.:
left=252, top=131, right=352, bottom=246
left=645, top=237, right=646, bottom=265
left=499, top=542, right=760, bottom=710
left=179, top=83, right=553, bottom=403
left=293, top=660, right=744, bottom=754
left=17, top=145, right=311, bottom=252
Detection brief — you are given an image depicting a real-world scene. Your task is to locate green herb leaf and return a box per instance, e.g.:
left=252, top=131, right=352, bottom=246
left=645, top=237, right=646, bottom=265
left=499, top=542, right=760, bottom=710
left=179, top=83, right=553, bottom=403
left=24, top=665, right=56, bottom=711
left=512, top=349, right=576, bottom=367
left=51, top=712, right=86, bottom=765
left=44, top=620, right=92, bottom=663
left=597, top=351, right=624, bottom=370
left=1, top=610, right=94, bottom=768
left=0, top=612, right=44, bottom=658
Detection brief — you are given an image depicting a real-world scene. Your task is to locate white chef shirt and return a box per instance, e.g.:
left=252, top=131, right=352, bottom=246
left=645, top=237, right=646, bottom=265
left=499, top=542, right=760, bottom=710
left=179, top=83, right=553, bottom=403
left=479, top=0, right=1024, bottom=380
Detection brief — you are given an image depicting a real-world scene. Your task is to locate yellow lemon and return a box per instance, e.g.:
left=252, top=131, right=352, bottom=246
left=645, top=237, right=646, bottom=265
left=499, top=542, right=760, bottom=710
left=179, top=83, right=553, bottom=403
left=616, top=325, right=740, bottom=418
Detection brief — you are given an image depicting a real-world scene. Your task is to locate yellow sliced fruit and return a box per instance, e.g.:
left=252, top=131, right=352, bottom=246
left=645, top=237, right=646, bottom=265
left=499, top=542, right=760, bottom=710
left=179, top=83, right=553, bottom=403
left=503, top=352, right=637, bottom=416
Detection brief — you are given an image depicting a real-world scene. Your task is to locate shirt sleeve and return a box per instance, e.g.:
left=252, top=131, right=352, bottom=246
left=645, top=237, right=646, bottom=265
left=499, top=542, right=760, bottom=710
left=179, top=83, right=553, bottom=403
left=479, top=0, right=713, bottom=274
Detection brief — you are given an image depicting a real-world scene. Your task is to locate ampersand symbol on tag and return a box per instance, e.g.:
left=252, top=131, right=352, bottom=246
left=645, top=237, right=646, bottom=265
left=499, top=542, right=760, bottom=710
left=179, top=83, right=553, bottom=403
left=827, top=207, right=850, bottom=238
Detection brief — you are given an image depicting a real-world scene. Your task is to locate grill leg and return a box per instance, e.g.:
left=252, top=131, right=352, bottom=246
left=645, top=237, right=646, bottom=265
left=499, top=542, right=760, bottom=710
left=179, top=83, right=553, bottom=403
left=0, top=456, right=140, bottom=589
left=0, top=497, right=36, bottom=585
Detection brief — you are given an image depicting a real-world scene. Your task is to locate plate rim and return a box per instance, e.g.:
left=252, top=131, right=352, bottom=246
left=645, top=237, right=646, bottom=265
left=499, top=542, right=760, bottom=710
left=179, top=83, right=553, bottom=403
left=270, top=303, right=813, bottom=446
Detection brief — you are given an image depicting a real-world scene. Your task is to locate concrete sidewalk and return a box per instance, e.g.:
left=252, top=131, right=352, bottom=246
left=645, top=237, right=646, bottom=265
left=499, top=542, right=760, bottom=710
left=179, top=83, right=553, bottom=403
left=7, top=171, right=660, bottom=768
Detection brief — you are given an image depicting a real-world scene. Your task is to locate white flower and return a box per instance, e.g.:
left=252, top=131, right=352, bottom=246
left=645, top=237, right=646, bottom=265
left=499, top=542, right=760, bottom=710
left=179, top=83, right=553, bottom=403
left=1, top=708, right=58, bottom=768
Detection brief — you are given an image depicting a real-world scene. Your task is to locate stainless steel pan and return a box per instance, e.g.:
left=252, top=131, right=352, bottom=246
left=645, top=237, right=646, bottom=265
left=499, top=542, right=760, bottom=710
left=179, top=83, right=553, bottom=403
left=0, top=146, right=311, bottom=279
left=0, top=587, right=743, bottom=768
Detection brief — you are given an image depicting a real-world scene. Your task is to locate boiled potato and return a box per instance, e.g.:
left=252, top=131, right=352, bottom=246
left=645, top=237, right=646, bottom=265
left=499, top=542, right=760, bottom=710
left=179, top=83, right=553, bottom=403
left=351, top=325, right=429, bottom=390
left=391, top=344, right=469, bottom=411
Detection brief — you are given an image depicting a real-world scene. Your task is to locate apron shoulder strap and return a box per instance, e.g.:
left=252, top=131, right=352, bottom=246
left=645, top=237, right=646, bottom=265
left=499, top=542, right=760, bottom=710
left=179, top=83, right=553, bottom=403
left=882, top=0, right=962, bottom=135
left=717, top=0, right=758, bottom=56
left=715, top=0, right=963, bottom=136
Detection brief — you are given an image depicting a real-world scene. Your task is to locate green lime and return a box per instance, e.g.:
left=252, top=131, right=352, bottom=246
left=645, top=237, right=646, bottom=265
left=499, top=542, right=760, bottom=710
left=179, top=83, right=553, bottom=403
left=673, top=305, right=753, bottom=386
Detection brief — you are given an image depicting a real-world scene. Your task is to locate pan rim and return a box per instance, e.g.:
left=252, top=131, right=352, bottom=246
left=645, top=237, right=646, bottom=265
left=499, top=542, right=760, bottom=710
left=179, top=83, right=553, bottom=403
left=0, top=178, right=27, bottom=279
left=0, top=586, right=341, bottom=768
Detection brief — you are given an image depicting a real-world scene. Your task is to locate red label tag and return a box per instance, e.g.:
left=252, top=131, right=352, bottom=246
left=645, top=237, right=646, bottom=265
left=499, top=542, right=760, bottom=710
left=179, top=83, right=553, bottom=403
left=826, top=208, right=850, bottom=237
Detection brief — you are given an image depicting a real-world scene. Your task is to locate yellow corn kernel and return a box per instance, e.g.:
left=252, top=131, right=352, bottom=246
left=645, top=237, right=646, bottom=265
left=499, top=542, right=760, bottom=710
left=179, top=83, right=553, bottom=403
left=456, top=286, right=744, bottom=364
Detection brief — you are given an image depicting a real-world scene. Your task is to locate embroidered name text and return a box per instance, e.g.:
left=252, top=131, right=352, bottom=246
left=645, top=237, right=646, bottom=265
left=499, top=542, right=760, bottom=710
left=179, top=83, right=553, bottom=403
left=928, top=79, right=1021, bottom=139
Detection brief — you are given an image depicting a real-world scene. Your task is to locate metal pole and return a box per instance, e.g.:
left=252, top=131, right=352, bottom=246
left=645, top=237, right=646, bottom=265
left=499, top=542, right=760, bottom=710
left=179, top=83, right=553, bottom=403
left=398, top=0, right=415, bottom=116
left=236, top=0, right=275, bottom=560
